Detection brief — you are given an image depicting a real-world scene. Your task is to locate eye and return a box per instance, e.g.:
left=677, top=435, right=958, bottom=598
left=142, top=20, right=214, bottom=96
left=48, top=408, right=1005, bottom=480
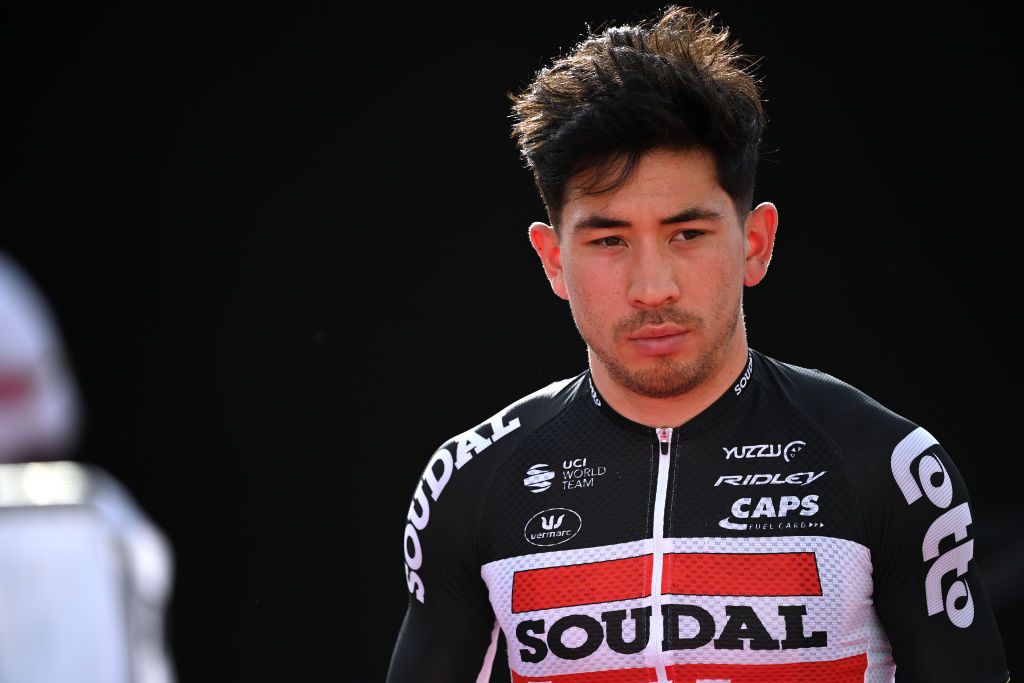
left=674, top=229, right=705, bottom=242
left=591, top=235, right=625, bottom=247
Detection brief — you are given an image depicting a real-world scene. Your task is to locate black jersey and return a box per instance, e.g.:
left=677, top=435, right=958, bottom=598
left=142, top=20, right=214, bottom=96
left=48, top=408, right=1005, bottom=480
left=386, top=348, right=1008, bottom=682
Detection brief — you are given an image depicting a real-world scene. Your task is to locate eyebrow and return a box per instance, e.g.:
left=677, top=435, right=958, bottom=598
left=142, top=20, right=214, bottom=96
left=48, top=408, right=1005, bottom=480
left=570, top=206, right=723, bottom=233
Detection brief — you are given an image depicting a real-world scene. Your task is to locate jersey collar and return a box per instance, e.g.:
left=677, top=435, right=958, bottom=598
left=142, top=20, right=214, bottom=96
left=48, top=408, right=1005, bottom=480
left=583, top=347, right=759, bottom=436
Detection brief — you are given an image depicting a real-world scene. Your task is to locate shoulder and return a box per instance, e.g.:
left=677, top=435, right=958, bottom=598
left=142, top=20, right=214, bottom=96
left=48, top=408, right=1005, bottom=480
left=752, top=349, right=968, bottom=534
left=419, top=372, right=585, bottom=494
left=401, top=372, right=585, bottom=603
left=753, top=349, right=921, bottom=457
left=751, top=355, right=1002, bottom=648
left=751, top=349, right=956, bottom=511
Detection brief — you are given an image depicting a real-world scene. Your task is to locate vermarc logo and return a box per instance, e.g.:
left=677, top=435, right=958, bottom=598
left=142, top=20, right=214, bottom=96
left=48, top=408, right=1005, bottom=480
left=524, top=508, right=582, bottom=546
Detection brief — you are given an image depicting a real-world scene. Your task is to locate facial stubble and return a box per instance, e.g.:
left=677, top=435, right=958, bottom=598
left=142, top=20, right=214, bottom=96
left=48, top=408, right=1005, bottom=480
left=581, top=294, right=741, bottom=399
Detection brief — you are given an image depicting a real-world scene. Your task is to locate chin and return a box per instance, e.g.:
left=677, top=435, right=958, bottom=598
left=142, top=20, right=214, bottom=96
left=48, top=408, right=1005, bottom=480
left=607, top=355, right=713, bottom=398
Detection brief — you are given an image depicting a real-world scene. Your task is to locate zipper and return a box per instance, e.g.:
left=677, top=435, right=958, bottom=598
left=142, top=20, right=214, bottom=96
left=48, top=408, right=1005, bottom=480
left=649, top=427, right=673, bottom=683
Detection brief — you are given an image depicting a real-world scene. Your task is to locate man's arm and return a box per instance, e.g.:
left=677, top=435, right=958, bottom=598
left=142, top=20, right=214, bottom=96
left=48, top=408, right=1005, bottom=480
left=387, top=589, right=498, bottom=682
left=869, top=426, right=1009, bottom=681
left=385, top=436, right=503, bottom=683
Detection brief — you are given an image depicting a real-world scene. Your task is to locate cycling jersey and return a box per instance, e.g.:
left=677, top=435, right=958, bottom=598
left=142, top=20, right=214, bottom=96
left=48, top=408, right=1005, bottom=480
left=386, top=348, right=1009, bottom=683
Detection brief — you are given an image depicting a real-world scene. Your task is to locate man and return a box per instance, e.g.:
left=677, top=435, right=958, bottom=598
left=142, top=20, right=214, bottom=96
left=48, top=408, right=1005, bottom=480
left=386, top=6, right=1009, bottom=682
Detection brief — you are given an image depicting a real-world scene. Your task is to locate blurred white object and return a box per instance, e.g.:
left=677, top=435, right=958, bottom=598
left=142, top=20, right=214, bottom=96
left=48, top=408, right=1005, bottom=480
left=0, top=462, right=176, bottom=683
left=0, top=252, right=175, bottom=683
left=0, top=252, right=79, bottom=463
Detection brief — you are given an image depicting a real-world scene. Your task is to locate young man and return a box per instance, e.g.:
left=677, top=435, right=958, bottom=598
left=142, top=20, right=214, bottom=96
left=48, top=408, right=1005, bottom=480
left=387, top=6, right=1009, bottom=682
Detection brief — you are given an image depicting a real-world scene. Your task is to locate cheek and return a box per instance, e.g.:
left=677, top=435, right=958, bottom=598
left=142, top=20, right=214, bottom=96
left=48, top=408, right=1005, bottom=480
left=689, top=253, right=743, bottom=312
left=579, top=257, right=628, bottom=293
left=705, top=256, right=742, bottom=289
left=565, top=265, right=619, bottom=324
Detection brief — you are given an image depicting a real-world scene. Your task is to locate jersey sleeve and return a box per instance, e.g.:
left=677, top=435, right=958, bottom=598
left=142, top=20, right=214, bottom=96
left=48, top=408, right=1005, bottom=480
left=385, top=430, right=504, bottom=683
left=859, top=425, right=1009, bottom=682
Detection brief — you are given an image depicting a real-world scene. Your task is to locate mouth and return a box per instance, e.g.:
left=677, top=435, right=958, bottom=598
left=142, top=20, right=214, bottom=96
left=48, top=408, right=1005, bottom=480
left=626, top=324, right=691, bottom=356
left=628, top=324, right=690, bottom=340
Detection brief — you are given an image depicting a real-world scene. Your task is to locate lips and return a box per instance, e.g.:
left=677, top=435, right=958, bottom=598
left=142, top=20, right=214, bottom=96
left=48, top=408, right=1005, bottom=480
left=628, top=324, right=689, bottom=340
left=627, top=324, right=690, bottom=355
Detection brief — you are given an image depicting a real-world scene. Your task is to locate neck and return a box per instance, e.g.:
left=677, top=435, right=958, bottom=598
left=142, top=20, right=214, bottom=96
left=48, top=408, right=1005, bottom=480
left=588, top=330, right=750, bottom=429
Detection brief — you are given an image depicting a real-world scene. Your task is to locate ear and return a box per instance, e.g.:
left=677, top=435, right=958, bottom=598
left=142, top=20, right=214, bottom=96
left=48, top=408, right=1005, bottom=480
left=528, top=222, right=569, bottom=300
left=743, top=202, right=779, bottom=287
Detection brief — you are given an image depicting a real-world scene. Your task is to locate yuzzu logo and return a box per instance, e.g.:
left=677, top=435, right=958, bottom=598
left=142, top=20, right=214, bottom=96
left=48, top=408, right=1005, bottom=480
left=722, top=441, right=807, bottom=462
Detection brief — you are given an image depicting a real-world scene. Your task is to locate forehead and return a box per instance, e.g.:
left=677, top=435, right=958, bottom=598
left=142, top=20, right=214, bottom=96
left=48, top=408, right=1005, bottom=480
left=561, top=148, right=735, bottom=226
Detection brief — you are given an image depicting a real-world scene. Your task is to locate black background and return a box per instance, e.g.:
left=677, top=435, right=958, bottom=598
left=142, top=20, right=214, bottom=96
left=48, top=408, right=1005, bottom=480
left=4, top=2, right=1021, bottom=680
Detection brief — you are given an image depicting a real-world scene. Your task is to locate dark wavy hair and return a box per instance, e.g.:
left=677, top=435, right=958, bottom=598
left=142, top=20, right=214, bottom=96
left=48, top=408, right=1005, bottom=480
left=510, top=5, right=765, bottom=232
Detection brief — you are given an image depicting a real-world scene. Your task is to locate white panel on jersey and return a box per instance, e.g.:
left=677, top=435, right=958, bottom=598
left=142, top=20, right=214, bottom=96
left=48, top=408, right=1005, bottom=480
left=482, top=535, right=896, bottom=682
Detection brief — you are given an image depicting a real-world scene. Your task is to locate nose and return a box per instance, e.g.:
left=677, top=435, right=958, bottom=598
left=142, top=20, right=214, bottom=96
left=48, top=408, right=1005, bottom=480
left=627, top=243, right=680, bottom=309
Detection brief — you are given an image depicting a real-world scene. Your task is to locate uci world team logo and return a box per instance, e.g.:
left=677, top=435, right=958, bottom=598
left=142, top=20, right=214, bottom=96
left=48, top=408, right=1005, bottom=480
left=524, top=508, right=582, bottom=546
left=523, top=464, right=555, bottom=493
left=524, top=459, right=608, bottom=493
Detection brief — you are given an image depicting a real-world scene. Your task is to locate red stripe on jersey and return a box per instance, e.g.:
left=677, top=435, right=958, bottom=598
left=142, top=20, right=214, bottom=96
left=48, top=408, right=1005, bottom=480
left=510, top=654, right=867, bottom=682
left=512, top=555, right=652, bottom=613
left=663, top=552, right=822, bottom=596
left=667, top=652, right=868, bottom=682
left=510, top=665, right=657, bottom=682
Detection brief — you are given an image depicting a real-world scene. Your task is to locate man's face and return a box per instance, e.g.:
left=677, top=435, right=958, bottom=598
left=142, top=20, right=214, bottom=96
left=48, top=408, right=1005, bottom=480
left=532, top=148, right=770, bottom=398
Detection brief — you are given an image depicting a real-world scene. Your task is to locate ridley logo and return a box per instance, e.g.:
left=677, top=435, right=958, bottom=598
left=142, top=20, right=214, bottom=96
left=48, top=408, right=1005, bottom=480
left=723, top=440, right=806, bottom=462
left=715, top=471, right=826, bottom=487
left=523, top=464, right=555, bottom=493
left=524, top=508, right=582, bottom=546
